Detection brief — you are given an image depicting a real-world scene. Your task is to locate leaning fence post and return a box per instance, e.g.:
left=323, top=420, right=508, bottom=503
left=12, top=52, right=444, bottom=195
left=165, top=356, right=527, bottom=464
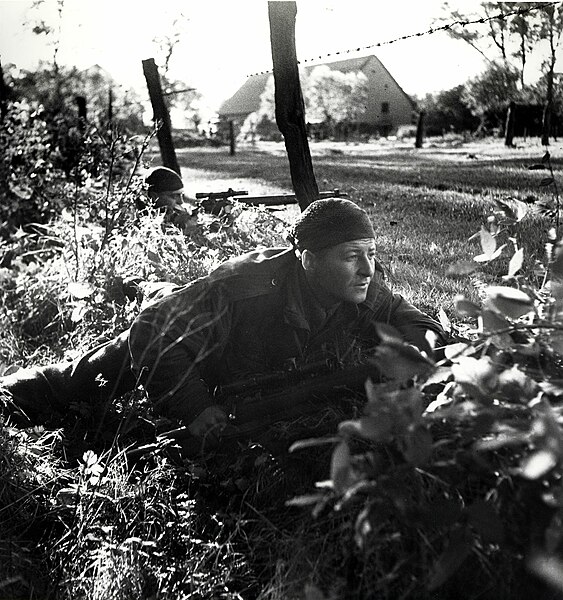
left=268, top=1, right=319, bottom=211
left=142, top=57, right=181, bottom=175
left=415, top=110, right=425, bottom=149
left=505, top=101, right=515, bottom=147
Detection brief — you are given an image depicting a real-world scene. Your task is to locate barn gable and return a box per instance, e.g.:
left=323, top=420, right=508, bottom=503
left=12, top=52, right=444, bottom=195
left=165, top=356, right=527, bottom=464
left=218, top=54, right=416, bottom=134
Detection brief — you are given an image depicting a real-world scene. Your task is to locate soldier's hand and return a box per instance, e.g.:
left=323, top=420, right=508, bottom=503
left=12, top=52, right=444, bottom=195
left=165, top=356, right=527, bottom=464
left=187, top=404, right=228, bottom=439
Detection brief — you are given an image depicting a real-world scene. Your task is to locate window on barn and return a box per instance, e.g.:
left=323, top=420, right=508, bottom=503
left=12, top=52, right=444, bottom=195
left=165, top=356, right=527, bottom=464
left=381, top=102, right=390, bottom=114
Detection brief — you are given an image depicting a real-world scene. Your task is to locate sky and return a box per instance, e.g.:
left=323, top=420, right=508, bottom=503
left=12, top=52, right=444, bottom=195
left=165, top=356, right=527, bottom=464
left=0, top=0, right=560, bottom=117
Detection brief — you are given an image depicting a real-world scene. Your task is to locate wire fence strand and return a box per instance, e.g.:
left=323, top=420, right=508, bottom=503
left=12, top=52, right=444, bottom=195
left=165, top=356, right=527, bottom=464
left=246, top=2, right=559, bottom=78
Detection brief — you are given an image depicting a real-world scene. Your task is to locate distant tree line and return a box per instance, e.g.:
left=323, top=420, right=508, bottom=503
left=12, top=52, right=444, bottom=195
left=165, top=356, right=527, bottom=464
left=428, top=1, right=563, bottom=140
left=237, top=2, right=563, bottom=142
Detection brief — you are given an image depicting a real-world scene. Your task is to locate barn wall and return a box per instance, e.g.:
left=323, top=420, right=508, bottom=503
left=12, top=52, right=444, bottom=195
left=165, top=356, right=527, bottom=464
left=360, top=56, right=415, bottom=134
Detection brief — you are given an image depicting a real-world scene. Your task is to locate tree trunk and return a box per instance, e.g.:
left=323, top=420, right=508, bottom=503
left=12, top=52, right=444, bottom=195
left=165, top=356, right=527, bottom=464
left=142, top=58, right=181, bottom=175
left=108, top=87, right=113, bottom=128
left=268, top=1, right=318, bottom=211
left=542, top=69, right=554, bottom=146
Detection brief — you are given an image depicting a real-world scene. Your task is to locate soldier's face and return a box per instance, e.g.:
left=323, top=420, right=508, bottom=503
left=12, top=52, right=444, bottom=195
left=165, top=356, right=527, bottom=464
left=305, top=238, right=376, bottom=305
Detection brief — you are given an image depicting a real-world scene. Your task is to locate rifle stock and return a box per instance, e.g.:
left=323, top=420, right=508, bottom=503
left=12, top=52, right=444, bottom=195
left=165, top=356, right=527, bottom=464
left=222, top=361, right=379, bottom=436
left=129, top=361, right=379, bottom=460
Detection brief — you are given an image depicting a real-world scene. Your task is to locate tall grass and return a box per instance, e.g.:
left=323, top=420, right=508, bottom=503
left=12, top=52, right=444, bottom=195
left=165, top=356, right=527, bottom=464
left=0, top=137, right=560, bottom=599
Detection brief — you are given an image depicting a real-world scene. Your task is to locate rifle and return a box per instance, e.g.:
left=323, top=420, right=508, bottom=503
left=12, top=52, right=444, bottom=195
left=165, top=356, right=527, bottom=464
left=129, top=359, right=379, bottom=459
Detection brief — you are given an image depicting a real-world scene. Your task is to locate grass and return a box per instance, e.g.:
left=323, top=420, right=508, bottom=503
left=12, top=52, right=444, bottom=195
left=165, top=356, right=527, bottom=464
left=1, top=134, right=562, bottom=599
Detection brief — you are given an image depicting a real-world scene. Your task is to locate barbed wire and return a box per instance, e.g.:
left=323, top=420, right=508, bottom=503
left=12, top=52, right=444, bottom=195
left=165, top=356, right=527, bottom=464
left=245, top=1, right=559, bottom=78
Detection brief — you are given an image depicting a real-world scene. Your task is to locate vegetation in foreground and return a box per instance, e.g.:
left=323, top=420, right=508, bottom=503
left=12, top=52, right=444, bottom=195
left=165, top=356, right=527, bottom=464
left=3, top=101, right=563, bottom=599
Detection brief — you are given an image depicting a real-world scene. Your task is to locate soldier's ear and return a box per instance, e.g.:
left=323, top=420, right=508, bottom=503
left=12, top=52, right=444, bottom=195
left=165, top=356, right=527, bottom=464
left=301, top=249, right=317, bottom=272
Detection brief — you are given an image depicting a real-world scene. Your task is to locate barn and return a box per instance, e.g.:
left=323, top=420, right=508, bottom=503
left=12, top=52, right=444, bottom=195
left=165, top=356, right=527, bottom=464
left=218, top=54, right=417, bottom=137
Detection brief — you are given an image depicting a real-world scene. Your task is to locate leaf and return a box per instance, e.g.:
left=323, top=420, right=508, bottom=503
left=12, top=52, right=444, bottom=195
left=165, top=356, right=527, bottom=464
left=71, top=303, right=87, bottom=323
left=474, top=430, right=530, bottom=451
left=451, top=356, right=498, bottom=401
left=331, top=440, right=353, bottom=494
left=480, top=309, right=510, bottom=334
left=374, top=322, right=403, bottom=343
left=484, top=286, right=534, bottom=319
left=285, top=494, right=326, bottom=508
left=422, top=365, right=453, bottom=388
left=373, top=342, right=435, bottom=381
left=528, top=164, right=547, bottom=170
left=497, top=365, right=539, bottom=402
left=454, top=295, right=481, bottom=317
left=444, top=343, right=471, bottom=361
left=507, top=248, right=524, bottom=278
left=438, top=308, right=451, bottom=333
left=520, top=449, right=558, bottom=480
left=528, top=553, right=563, bottom=594
left=495, top=199, right=517, bottom=219
left=427, top=528, right=473, bottom=591
left=474, top=244, right=505, bottom=263
left=479, top=226, right=496, bottom=256
left=338, top=415, right=393, bottom=443
left=446, top=261, right=478, bottom=277
left=540, top=177, right=555, bottom=187
left=289, top=437, right=340, bottom=452
left=68, top=281, right=95, bottom=299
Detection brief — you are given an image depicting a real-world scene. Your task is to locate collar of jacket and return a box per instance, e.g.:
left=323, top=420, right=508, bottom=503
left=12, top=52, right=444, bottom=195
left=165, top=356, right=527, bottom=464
left=207, top=246, right=388, bottom=322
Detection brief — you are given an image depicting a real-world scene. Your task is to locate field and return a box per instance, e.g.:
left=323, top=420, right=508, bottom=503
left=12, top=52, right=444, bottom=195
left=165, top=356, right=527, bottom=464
left=174, top=136, right=562, bottom=315
left=1, top=134, right=563, bottom=600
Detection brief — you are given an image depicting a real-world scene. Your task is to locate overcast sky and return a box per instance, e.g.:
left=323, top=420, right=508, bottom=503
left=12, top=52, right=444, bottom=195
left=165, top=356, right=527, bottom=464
left=0, top=0, right=559, bottom=112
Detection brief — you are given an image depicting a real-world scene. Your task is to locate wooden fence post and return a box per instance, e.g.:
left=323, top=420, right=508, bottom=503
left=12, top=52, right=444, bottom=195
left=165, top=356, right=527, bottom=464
left=229, top=120, right=236, bottom=155
left=415, top=111, right=425, bottom=149
left=268, top=1, right=318, bottom=211
left=142, top=57, right=181, bottom=175
left=75, top=96, right=87, bottom=132
left=505, top=101, right=515, bottom=147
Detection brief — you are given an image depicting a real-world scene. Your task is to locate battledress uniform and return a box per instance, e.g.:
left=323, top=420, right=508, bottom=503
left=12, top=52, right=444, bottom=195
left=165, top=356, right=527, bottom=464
left=0, top=247, right=444, bottom=427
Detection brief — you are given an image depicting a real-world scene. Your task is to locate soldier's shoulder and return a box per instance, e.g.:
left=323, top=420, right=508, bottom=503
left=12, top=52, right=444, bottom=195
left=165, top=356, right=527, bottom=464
left=207, top=247, right=296, bottom=300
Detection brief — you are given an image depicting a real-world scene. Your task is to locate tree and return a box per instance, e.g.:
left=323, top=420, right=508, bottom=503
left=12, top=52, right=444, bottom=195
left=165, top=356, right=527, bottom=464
left=536, top=3, right=563, bottom=144
left=305, top=65, right=368, bottom=131
left=463, top=61, right=521, bottom=133
left=506, top=2, right=538, bottom=87
left=420, top=86, right=480, bottom=135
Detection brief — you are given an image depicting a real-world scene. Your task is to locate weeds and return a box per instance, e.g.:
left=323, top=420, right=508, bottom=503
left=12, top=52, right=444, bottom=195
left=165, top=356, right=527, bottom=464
left=2, top=127, right=563, bottom=598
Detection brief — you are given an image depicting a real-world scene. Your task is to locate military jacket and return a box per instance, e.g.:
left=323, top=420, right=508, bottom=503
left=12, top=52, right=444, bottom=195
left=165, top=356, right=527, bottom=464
left=128, top=247, right=443, bottom=422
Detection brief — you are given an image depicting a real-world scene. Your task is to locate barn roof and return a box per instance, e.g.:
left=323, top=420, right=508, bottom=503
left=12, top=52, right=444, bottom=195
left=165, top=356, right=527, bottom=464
left=218, top=72, right=272, bottom=117
left=218, top=54, right=414, bottom=117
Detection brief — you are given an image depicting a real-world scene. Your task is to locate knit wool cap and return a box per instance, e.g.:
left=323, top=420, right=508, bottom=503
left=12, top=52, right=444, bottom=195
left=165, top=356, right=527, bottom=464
left=145, top=166, right=183, bottom=193
left=290, top=198, right=375, bottom=252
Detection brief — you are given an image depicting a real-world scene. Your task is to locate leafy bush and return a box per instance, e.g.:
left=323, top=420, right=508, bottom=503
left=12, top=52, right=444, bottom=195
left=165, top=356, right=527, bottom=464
left=287, top=151, right=563, bottom=598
